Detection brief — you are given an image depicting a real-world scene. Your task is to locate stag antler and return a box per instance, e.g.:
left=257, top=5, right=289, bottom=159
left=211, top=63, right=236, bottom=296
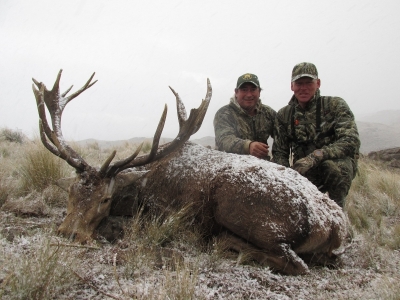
left=103, top=79, right=212, bottom=176
left=32, top=70, right=97, bottom=172
left=32, top=70, right=212, bottom=177
left=32, top=70, right=212, bottom=243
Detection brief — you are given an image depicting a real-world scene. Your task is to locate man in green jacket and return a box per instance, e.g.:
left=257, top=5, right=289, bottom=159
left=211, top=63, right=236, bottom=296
left=214, top=73, right=276, bottom=160
left=272, top=62, right=360, bottom=206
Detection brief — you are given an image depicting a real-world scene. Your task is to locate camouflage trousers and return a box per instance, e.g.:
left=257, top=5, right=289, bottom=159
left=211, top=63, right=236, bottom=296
left=304, top=157, right=357, bottom=207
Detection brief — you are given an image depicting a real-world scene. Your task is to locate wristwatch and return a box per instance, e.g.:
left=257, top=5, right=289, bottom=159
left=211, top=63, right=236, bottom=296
left=313, top=149, right=324, bottom=160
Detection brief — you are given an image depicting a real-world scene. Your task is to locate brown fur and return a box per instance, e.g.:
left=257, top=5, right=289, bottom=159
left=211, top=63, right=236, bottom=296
left=110, top=142, right=347, bottom=275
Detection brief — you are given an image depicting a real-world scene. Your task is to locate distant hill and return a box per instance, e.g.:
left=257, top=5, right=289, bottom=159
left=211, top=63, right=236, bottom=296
left=75, top=136, right=215, bottom=149
left=356, top=110, right=400, bottom=153
left=75, top=137, right=173, bottom=149
left=356, top=121, right=400, bottom=153
left=191, top=136, right=215, bottom=147
left=75, top=111, right=400, bottom=155
left=357, top=110, right=400, bottom=126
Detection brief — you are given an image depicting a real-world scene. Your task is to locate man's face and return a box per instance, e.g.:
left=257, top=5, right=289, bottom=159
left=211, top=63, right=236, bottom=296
left=235, top=83, right=261, bottom=114
left=291, top=77, right=321, bottom=107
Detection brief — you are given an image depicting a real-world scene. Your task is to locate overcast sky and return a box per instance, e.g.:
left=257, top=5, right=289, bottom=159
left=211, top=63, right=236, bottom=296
left=1, top=0, right=399, bottom=141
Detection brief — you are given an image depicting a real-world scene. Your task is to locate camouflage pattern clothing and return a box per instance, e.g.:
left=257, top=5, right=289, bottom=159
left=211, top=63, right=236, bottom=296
left=272, top=89, right=360, bottom=206
left=214, top=96, right=276, bottom=159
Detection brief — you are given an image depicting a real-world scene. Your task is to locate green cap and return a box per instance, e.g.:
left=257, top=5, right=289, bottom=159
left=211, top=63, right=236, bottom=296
left=236, top=73, right=260, bottom=88
left=291, top=62, right=318, bottom=82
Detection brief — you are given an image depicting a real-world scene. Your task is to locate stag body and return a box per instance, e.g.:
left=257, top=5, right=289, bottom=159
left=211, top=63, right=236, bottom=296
left=115, top=142, right=346, bottom=275
left=32, top=70, right=345, bottom=275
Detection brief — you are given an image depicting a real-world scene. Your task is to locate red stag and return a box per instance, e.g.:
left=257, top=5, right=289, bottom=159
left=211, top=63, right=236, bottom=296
left=32, top=70, right=346, bottom=275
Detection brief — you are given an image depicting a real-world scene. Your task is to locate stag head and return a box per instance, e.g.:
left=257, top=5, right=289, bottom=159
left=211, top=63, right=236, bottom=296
left=32, top=70, right=211, bottom=243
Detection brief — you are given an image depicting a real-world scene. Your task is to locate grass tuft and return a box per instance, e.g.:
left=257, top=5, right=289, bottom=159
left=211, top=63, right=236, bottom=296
left=346, top=159, right=400, bottom=251
left=19, top=141, right=68, bottom=193
left=0, top=235, right=77, bottom=299
left=0, top=128, right=25, bottom=144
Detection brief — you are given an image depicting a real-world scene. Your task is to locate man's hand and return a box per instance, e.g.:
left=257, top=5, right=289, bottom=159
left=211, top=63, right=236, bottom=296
left=249, top=142, right=269, bottom=159
left=293, top=149, right=324, bottom=175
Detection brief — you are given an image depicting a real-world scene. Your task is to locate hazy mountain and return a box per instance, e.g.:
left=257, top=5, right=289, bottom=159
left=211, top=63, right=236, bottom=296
left=357, top=110, right=400, bottom=126
left=75, top=136, right=215, bottom=149
left=356, top=110, right=400, bottom=153
left=75, top=111, right=400, bottom=155
left=356, top=121, right=400, bottom=153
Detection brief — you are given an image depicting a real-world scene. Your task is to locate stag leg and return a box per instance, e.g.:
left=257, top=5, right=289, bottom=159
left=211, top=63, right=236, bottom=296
left=216, top=232, right=309, bottom=275
left=299, top=252, right=341, bottom=269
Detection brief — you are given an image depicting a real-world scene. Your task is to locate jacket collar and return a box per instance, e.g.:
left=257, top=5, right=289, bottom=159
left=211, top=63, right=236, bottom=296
left=230, top=95, right=262, bottom=115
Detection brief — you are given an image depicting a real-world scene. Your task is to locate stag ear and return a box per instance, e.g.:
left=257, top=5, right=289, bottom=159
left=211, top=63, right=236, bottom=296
left=115, top=171, right=149, bottom=189
left=56, top=177, right=76, bottom=192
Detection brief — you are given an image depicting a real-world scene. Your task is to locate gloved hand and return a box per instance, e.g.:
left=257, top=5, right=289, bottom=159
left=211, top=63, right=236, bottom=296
left=293, top=149, right=324, bottom=175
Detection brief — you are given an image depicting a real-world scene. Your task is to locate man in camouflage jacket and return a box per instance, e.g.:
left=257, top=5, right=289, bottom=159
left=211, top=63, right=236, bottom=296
left=214, top=73, right=276, bottom=160
left=272, top=62, right=360, bottom=206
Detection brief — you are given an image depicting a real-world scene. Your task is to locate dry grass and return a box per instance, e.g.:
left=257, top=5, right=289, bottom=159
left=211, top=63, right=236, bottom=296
left=0, top=173, right=13, bottom=208
left=0, top=234, right=78, bottom=299
left=346, top=159, right=400, bottom=250
left=0, top=131, right=399, bottom=299
left=19, top=140, right=69, bottom=193
left=0, top=128, right=25, bottom=144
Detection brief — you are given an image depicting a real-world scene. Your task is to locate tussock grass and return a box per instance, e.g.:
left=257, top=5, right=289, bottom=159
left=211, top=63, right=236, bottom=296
left=159, top=262, right=199, bottom=300
left=19, top=141, right=68, bottom=193
left=41, top=185, right=68, bottom=208
left=122, top=202, right=204, bottom=268
left=0, top=234, right=77, bottom=299
left=346, top=159, right=400, bottom=251
left=0, top=170, right=13, bottom=207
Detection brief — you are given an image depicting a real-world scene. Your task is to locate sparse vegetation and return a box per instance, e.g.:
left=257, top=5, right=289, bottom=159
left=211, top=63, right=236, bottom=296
left=0, top=130, right=399, bottom=299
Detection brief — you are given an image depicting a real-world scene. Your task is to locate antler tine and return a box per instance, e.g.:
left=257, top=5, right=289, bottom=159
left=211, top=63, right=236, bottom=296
left=61, top=85, right=74, bottom=98
left=99, top=150, right=117, bottom=176
left=38, top=120, right=61, bottom=156
left=32, top=70, right=97, bottom=172
left=174, top=90, right=187, bottom=128
left=104, top=104, right=168, bottom=177
left=64, top=72, right=97, bottom=104
left=33, top=81, right=77, bottom=166
left=172, top=77, right=211, bottom=136
left=113, top=79, right=212, bottom=174
left=32, top=82, right=58, bottom=148
left=144, top=104, right=168, bottom=161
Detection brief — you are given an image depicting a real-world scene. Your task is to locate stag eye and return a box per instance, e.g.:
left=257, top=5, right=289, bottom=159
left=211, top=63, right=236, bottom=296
left=101, top=198, right=111, bottom=204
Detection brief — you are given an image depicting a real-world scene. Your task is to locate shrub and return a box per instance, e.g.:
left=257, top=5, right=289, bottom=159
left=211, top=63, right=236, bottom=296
left=0, top=128, right=24, bottom=144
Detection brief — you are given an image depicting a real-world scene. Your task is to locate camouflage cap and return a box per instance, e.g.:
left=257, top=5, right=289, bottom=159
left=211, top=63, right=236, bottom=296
left=291, top=62, right=318, bottom=82
left=236, top=73, right=260, bottom=88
